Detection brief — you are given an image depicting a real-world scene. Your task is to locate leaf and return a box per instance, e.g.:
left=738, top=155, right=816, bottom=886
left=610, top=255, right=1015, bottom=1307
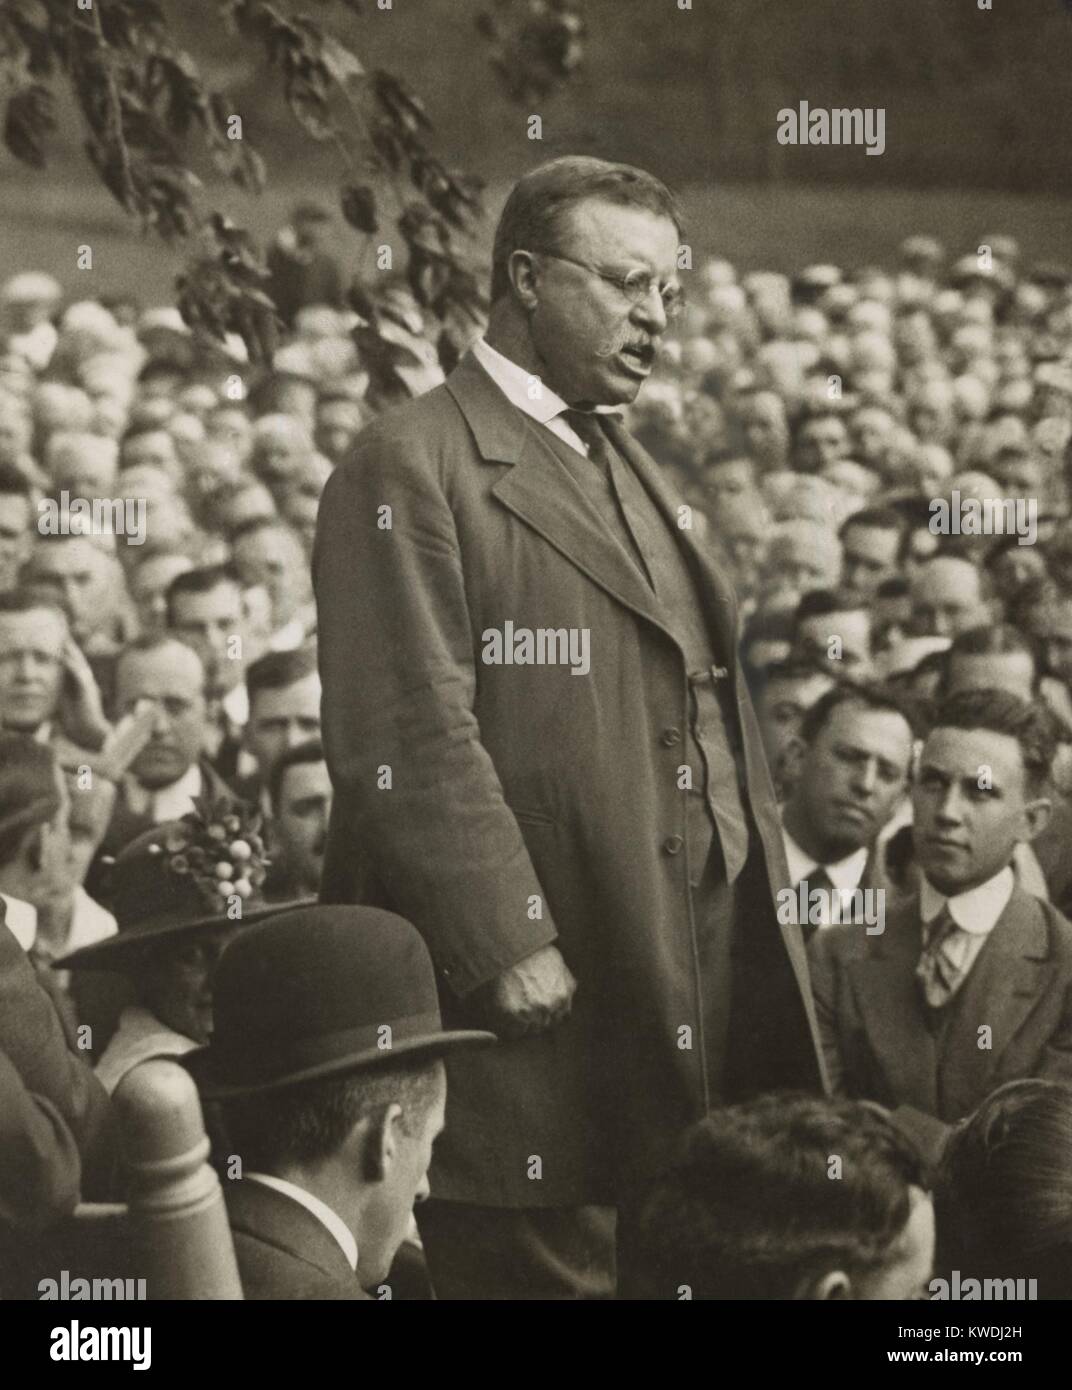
left=340, top=183, right=378, bottom=233
left=320, top=33, right=364, bottom=88
left=3, top=83, right=55, bottom=168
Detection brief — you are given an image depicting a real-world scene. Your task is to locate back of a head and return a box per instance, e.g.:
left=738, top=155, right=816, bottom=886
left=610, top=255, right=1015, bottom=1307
left=937, top=1080, right=1072, bottom=1297
left=635, top=1093, right=925, bottom=1300
left=0, top=734, right=60, bottom=871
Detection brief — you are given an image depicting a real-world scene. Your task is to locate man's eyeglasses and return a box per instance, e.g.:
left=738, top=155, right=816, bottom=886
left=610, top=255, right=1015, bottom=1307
left=536, top=251, right=685, bottom=319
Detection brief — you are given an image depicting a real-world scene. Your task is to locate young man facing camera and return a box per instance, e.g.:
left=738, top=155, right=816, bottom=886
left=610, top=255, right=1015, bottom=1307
left=809, top=690, right=1072, bottom=1159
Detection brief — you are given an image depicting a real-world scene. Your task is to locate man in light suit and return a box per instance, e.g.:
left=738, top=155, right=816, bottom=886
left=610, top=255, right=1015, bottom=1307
left=314, top=156, right=825, bottom=1298
left=809, top=689, right=1072, bottom=1162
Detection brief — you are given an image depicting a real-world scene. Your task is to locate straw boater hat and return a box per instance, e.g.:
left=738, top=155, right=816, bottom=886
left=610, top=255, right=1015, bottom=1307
left=57, top=797, right=307, bottom=971
left=185, top=906, right=496, bottom=1100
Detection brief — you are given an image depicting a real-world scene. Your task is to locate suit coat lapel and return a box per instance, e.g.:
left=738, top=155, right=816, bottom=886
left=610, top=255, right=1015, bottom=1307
left=604, top=416, right=740, bottom=660
left=446, top=352, right=679, bottom=640
left=849, top=902, right=939, bottom=1113
left=942, top=888, right=1055, bottom=1111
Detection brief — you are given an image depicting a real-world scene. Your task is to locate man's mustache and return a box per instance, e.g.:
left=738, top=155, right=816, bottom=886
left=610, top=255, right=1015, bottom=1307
left=594, top=324, right=657, bottom=361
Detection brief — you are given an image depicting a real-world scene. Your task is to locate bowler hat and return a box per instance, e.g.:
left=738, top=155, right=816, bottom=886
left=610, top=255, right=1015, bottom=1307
left=185, top=905, right=495, bottom=1099
left=57, top=799, right=307, bottom=971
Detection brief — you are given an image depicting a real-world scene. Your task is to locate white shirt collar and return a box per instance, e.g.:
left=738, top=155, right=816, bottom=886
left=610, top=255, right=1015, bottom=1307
left=124, top=763, right=203, bottom=822
left=781, top=824, right=870, bottom=893
left=0, top=892, right=38, bottom=951
left=471, top=337, right=618, bottom=427
left=267, top=617, right=305, bottom=653
left=222, top=681, right=249, bottom=728
left=245, top=1173, right=358, bottom=1272
left=919, top=865, right=1015, bottom=935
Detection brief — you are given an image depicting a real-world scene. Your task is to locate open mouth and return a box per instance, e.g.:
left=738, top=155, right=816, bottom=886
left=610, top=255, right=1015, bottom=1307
left=618, top=344, right=655, bottom=374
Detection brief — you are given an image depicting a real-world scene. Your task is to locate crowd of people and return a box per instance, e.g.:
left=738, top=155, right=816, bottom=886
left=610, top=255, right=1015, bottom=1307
left=2, top=173, right=1072, bottom=1300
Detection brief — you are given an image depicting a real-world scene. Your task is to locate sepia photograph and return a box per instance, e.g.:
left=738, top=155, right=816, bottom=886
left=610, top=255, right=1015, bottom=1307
left=1, top=0, right=1071, bottom=1347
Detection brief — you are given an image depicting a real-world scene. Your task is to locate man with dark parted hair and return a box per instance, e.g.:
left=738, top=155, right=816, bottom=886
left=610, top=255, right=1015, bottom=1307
left=314, top=154, right=824, bottom=1298
left=233, top=645, right=321, bottom=816
left=186, top=907, right=494, bottom=1300
left=633, top=1093, right=934, bottom=1301
left=780, top=684, right=918, bottom=928
left=810, top=689, right=1072, bottom=1162
left=838, top=506, right=908, bottom=604
left=264, top=739, right=331, bottom=901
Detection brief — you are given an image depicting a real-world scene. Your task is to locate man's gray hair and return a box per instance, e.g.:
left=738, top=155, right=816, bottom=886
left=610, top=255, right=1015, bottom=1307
left=490, top=156, right=685, bottom=304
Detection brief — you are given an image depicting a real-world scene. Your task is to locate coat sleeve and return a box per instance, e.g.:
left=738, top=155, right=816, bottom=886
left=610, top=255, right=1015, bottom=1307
left=313, top=429, right=559, bottom=998
left=0, top=919, right=115, bottom=1199
left=0, top=1050, right=81, bottom=1231
left=805, top=930, right=848, bottom=1096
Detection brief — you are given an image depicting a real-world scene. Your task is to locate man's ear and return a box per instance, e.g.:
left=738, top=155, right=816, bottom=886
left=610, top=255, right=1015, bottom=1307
left=1022, top=794, right=1052, bottom=844
left=357, top=1102, right=403, bottom=1185
left=507, top=250, right=540, bottom=311
left=804, top=1269, right=852, bottom=1300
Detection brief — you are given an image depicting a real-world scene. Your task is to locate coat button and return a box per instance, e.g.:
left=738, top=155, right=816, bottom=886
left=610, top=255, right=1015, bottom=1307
left=660, top=727, right=681, bottom=747
left=662, top=835, right=684, bottom=855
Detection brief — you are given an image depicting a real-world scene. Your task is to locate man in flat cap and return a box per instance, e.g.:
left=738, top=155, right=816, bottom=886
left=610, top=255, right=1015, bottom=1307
left=315, top=155, right=824, bottom=1298
left=187, top=906, right=494, bottom=1300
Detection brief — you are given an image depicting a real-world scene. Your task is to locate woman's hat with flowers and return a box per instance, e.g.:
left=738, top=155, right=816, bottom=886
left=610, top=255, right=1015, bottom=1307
left=57, top=796, right=309, bottom=971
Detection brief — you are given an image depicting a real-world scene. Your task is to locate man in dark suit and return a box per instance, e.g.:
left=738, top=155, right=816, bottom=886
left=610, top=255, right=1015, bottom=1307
left=314, top=155, right=825, bottom=1298
left=780, top=684, right=917, bottom=931
left=0, top=884, right=115, bottom=1293
left=809, top=689, right=1072, bottom=1162
left=186, top=906, right=493, bottom=1300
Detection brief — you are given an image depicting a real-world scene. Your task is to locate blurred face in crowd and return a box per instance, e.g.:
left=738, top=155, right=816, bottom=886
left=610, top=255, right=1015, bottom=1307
left=796, top=608, right=873, bottom=679
left=246, top=673, right=321, bottom=774
left=282, top=489, right=321, bottom=556
left=315, top=398, right=364, bottom=464
left=783, top=700, right=913, bottom=862
left=840, top=523, right=902, bottom=601
left=170, top=580, right=246, bottom=695
left=356, top=1061, right=446, bottom=1289
left=0, top=606, right=66, bottom=733
left=221, top=483, right=277, bottom=535
left=0, top=414, right=31, bottom=467
left=909, top=557, right=988, bottom=639
left=129, top=553, right=194, bottom=637
left=232, top=525, right=309, bottom=628
left=1025, top=598, right=1072, bottom=685
left=871, top=589, right=912, bottom=652
left=755, top=668, right=834, bottom=770
left=990, top=545, right=1046, bottom=604
left=138, top=927, right=241, bottom=1045
left=991, top=448, right=1041, bottom=499
left=946, top=648, right=1036, bottom=700
left=765, top=527, right=841, bottom=604
left=739, top=391, right=789, bottom=467
left=795, top=414, right=850, bottom=473
left=117, top=641, right=206, bottom=789
left=0, top=487, right=32, bottom=591
left=703, top=457, right=755, bottom=507
left=120, top=428, right=179, bottom=480
left=274, top=758, right=332, bottom=895
left=512, top=199, right=682, bottom=408
left=207, top=406, right=253, bottom=463
left=850, top=408, right=896, bottom=469
left=27, top=537, right=119, bottom=646
left=914, top=725, right=1049, bottom=895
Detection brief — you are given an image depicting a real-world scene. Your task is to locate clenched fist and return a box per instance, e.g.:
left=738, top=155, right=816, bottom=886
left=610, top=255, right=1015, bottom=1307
left=480, top=944, right=577, bottom=1039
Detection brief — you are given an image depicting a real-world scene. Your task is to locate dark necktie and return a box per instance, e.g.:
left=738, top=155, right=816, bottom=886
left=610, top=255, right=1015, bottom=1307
left=798, top=864, right=834, bottom=941
left=561, top=409, right=621, bottom=475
